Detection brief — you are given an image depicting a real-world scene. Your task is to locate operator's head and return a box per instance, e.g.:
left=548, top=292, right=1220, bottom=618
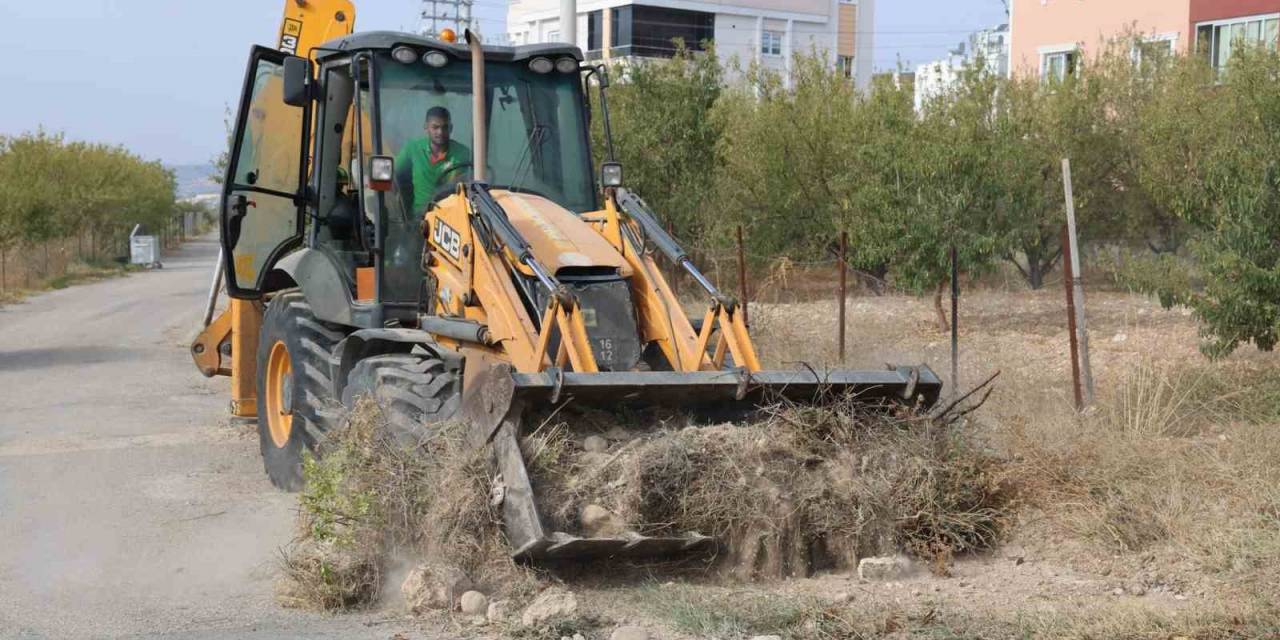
left=425, top=106, right=452, bottom=148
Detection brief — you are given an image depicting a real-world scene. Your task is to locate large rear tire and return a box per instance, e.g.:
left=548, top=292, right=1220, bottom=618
left=255, top=290, right=344, bottom=490
left=341, top=351, right=461, bottom=447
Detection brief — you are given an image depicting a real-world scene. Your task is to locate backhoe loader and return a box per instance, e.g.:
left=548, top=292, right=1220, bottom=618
left=192, top=0, right=943, bottom=560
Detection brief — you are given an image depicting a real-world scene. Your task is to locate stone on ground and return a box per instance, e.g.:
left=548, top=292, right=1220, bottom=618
left=610, top=625, right=649, bottom=640
left=521, top=587, right=579, bottom=626
left=583, top=435, right=609, bottom=453
left=581, top=504, right=625, bottom=537
left=487, top=599, right=512, bottom=623
left=460, top=590, right=489, bottom=616
left=858, top=556, right=909, bottom=582
left=401, top=564, right=473, bottom=612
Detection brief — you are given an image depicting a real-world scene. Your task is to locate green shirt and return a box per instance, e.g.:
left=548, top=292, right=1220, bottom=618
left=395, top=138, right=471, bottom=214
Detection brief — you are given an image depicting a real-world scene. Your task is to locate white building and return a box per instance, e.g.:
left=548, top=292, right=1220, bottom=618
left=507, top=0, right=877, bottom=90
left=914, top=23, right=1009, bottom=111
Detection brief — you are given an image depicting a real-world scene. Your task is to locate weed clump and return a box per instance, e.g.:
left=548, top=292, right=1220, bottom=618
left=528, top=398, right=1014, bottom=579
left=277, top=398, right=531, bottom=611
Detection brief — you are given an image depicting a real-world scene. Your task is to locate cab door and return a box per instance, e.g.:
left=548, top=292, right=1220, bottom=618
left=220, top=46, right=311, bottom=298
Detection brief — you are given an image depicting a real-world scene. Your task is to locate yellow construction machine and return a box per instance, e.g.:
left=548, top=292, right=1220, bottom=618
left=192, top=0, right=942, bottom=560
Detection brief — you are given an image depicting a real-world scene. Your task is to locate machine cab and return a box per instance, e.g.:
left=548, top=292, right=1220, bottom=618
left=219, top=32, right=598, bottom=326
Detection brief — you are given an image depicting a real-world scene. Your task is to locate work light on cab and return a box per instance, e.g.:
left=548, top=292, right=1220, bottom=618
left=392, top=46, right=418, bottom=64
left=555, top=57, right=578, bottom=74
left=529, top=57, right=554, bottom=74
left=423, top=50, right=448, bottom=67
left=368, top=156, right=394, bottom=191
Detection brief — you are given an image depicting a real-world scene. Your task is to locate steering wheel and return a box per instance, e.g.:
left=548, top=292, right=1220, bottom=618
left=429, top=162, right=475, bottom=204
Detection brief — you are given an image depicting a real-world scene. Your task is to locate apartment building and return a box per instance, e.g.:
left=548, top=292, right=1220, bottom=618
left=914, top=23, right=1009, bottom=111
left=1010, top=0, right=1280, bottom=79
left=507, top=0, right=876, bottom=89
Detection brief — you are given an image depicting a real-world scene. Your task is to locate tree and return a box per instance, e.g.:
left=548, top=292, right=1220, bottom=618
left=592, top=43, right=724, bottom=246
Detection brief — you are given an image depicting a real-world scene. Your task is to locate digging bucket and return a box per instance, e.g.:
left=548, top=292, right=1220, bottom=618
left=462, top=362, right=943, bottom=561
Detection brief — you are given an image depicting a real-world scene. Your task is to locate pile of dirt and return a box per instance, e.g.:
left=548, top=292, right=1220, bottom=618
left=278, top=393, right=1012, bottom=610
left=528, top=398, right=1013, bottom=579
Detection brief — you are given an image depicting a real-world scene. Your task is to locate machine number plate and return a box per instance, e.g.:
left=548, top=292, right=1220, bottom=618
left=279, top=19, right=303, bottom=55
left=433, top=219, right=463, bottom=260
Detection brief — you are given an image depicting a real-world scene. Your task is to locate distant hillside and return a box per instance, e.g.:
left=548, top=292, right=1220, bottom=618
left=169, top=163, right=220, bottom=199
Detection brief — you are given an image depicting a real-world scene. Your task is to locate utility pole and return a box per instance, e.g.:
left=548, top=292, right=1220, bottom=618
left=420, top=0, right=474, bottom=36
left=560, top=0, right=577, bottom=45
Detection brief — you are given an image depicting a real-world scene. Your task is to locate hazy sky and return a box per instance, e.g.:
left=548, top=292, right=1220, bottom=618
left=0, top=0, right=1007, bottom=165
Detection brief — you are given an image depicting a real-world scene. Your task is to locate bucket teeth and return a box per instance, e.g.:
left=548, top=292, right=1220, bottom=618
left=530, top=531, right=715, bottom=560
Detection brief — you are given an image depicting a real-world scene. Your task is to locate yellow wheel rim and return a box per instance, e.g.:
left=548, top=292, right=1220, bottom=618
left=265, top=340, right=294, bottom=448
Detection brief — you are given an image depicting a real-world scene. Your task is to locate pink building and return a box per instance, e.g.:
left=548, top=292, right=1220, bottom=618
left=1010, top=0, right=1280, bottom=78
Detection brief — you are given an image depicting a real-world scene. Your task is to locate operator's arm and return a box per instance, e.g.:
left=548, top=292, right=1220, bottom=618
left=395, top=142, right=416, bottom=213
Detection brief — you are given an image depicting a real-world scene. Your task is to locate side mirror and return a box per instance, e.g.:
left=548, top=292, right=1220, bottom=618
left=282, top=56, right=312, bottom=107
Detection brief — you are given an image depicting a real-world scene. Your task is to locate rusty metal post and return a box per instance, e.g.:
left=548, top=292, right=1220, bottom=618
left=736, top=224, right=749, bottom=326
left=838, top=231, right=848, bottom=361
left=1062, top=225, right=1084, bottom=411
left=950, top=244, right=959, bottom=399
left=1062, top=158, right=1095, bottom=406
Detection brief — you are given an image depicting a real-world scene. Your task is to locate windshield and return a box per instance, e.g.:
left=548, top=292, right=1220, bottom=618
left=376, top=53, right=596, bottom=216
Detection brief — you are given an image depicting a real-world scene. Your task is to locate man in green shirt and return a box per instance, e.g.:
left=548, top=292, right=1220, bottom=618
left=396, top=106, right=472, bottom=214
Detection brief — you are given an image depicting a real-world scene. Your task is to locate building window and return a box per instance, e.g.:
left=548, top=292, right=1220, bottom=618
left=1196, top=15, right=1280, bottom=74
left=1041, top=49, right=1077, bottom=82
left=1133, top=34, right=1176, bottom=69
left=762, top=30, right=784, bottom=57
left=608, top=5, right=714, bottom=58
left=587, top=10, right=603, bottom=52
left=548, top=30, right=561, bottom=42
left=838, top=55, right=855, bottom=79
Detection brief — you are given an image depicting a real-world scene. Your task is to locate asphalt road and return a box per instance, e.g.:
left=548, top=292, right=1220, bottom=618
left=0, top=238, right=419, bottom=639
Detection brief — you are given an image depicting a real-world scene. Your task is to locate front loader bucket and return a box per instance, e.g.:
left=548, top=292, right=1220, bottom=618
left=463, top=362, right=943, bottom=562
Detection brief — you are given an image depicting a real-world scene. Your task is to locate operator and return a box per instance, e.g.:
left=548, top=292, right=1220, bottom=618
left=396, top=106, right=472, bottom=214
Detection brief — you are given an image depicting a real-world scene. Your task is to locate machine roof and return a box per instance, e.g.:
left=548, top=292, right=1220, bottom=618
left=316, top=31, right=583, bottom=63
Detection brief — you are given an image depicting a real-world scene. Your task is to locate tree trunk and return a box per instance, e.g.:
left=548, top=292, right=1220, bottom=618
left=933, top=280, right=948, bottom=332
left=1, top=247, right=6, bottom=293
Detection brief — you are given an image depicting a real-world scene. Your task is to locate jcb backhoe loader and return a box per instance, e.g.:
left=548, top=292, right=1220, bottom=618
left=192, top=0, right=942, bottom=560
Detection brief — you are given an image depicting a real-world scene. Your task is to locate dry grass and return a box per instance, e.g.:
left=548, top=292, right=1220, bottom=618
left=1004, top=361, right=1280, bottom=595
left=526, top=399, right=1014, bottom=579
left=277, top=399, right=534, bottom=611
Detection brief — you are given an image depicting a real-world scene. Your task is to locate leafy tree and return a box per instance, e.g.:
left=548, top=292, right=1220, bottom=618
left=591, top=43, right=723, bottom=246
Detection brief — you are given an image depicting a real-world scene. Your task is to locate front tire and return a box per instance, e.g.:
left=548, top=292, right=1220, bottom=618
left=341, top=351, right=461, bottom=447
left=255, top=290, right=343, bottom=490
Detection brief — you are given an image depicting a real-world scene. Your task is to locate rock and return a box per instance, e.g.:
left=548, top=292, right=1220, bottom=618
left=581, top=504, right=625, bottom=537
left=583, top=435, right=609, bottom=453
left=460, top=590, right=489, bottom=616
left=401, top=564, right=473, bottom=612
left=1111, top=587, right=1124, bottom=596
left=749, top=636, right=783, bottom=640
left=1126, top=582, right=1147, bottom=597
left=522, top=588, right=579, bottom=626
left=487, top=600, right=512, bottom=623
left=605, top=426, right=631, bottom=441
left=1112, top=333, right=1128, bottom=343
left=826, top=591, right=853, bottom=604
left=858, top=556, right=908, bottom=582
left=610, top=625, right=650, bottom=640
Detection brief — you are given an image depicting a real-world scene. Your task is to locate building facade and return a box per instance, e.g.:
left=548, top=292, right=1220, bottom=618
left=914, top=23, right=1008, bottom=111
left=506, top=0, right=876, bottom=89
left=1010, top=0, right=1280, bottom=79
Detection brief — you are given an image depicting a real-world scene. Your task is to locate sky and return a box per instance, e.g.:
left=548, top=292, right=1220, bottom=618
left=0, top=0, right=1008, bottom=166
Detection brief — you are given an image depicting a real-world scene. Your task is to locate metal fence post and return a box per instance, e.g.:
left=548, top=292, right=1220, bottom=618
left=838, top=231, right=848, bottom=361
left=736, top=224, right=749, bottom=326
left=1062, top=224, right=1084, bottom=411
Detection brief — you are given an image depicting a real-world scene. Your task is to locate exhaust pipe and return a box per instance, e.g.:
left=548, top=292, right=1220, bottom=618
left=465, top=29, right=486, bottom=182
